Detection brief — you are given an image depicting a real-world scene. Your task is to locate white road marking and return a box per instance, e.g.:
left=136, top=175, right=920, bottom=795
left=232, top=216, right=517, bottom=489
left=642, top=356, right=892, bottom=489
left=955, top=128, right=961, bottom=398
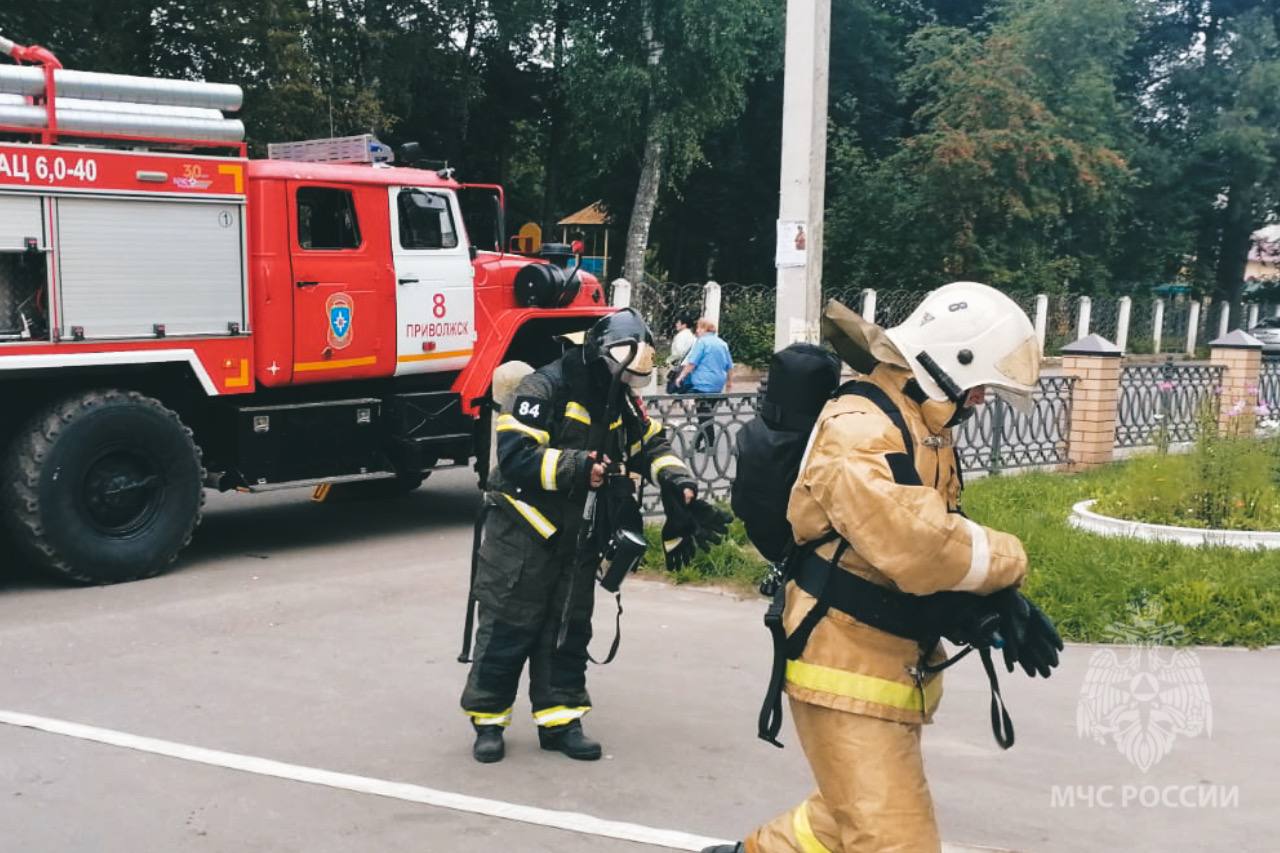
left=0, top=709, right=724, bottom=850
left=0, top=709, right=1007, bottom=853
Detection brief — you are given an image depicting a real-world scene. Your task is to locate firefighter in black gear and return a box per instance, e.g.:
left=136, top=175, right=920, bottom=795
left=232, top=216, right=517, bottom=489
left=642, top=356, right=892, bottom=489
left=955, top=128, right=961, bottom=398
left=461, top=309, right=700, bottom=763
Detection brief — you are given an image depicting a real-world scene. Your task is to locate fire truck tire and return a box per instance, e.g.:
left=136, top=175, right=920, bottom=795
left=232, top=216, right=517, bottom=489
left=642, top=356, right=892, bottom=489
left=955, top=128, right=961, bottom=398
left=1, top=390, right=205, bottom=585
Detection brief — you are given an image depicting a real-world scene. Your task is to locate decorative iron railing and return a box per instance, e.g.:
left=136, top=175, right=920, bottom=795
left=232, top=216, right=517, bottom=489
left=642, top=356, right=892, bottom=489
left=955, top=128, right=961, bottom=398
left=1261, top=359, right=1280, bottom=410
left=954, top=376, right=1075, bottom=474
left=640, top=375, right=1074, bottom=514
left=1115, top=360, right=1223, bottom=448
left=640, top=391, right=762, bottom=514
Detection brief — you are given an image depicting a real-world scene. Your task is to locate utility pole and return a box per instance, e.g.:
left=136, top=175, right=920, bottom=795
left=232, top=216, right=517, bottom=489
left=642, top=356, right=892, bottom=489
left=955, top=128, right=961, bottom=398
left=773, top=0, right=831, bottom=351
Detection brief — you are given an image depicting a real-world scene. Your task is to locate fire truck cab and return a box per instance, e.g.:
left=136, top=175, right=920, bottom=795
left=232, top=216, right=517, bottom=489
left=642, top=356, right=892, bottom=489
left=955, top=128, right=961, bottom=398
left=0, top=38, right=611, bottom=585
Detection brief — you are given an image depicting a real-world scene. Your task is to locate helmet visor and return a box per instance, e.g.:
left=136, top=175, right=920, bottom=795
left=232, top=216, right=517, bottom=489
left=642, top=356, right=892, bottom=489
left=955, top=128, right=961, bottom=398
left=608, top=341, right=655, bottom=389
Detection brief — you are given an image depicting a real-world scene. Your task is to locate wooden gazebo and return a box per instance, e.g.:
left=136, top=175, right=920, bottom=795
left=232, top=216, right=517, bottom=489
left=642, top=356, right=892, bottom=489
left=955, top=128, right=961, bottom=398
left=557, top=202, right=612, bottom=281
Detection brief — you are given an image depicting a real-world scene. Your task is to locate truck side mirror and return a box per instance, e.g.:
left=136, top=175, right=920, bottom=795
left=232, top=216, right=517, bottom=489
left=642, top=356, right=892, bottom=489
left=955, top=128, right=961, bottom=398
left=457, top=184, right=506, bottom=256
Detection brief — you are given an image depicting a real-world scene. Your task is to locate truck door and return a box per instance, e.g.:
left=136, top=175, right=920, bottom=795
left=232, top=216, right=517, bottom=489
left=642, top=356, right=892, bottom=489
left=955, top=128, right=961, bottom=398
left=387, top=186, right=476, bottom=375
left=288, top=183, right=388, bottom=383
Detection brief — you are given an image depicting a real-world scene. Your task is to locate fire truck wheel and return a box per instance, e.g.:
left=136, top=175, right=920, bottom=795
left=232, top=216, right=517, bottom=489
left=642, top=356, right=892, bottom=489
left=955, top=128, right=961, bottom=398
left=1, top=390, right=205, bottom=585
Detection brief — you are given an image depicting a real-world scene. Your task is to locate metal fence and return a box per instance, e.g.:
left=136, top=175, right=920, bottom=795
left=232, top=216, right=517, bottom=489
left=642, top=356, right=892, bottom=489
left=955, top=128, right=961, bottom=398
left=623, top=280, right=1276, bottom=365
left=640, top=391, right=761, bottom=515
left=1261, top=359, right=1280, bottom=409
left=1115, top=360, right=1224, bottom=448
left=1126, top=297, right=1160, bottom=352
left=632, top=276, right=706, bottom=352
left=954, top=376, right=1075, bottom=474
left=639, top=374, right=1075, bottom=513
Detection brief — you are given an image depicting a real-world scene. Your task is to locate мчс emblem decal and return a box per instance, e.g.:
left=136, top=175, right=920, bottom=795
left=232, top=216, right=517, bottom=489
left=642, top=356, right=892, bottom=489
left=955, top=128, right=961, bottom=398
left=326, top=292, right=354, bottom=350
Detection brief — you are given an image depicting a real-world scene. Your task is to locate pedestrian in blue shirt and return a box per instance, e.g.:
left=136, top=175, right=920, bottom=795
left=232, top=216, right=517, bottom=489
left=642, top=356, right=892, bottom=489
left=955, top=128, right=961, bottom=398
left=675, top=318, right=733, bottom=451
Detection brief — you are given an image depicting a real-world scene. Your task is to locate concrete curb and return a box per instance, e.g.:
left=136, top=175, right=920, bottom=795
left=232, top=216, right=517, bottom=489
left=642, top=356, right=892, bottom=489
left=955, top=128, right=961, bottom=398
left=1068, top=499, right=1280, bottom=550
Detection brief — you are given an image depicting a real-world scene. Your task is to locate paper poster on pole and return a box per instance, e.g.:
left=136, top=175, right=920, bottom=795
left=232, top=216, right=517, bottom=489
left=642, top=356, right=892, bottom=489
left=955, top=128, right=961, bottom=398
left=775, top=219, right=808, bottom=268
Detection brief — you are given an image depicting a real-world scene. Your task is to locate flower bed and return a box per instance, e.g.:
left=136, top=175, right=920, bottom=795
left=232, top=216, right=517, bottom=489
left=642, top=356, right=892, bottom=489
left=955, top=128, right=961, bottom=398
left=1070, top=499, right=1280, bottom=550
left=1093, top=411, right=1280, bottom=532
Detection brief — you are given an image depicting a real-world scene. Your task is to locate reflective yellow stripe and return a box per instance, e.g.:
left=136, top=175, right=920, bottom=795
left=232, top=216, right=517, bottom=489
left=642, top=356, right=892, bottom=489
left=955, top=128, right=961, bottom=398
left=630, top=440, right=643, bottom=455
left=650, top=454, right=687, bottom=476
left=663, top=538, right=684, bottom=553
left=496, top=413, right=550, bottom=445
left=792, top=803, right=833, bottom=853
left=465, top=708, right=513, bottom=728
left=644, top=419, right=663, bottom=442
left=532, top=705, right=591, bottom=727
left=565, top=402, right=591, bottom=426
left=609, top=416, right=623, bottom=430
left=501, top=493, right=558, bottom=539
left=540, top=448, right=562, bottom=491
left=294, top=355, right=378, bottom=372
left=786, top=659, right=941, bottom=714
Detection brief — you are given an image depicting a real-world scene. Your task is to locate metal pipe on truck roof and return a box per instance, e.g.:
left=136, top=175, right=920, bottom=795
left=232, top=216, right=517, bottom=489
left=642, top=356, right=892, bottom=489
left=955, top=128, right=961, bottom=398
left=0, top=93, right=225, bottom=121
left=0, top=65, right=242, bottom=112
left=0, top=102, right=245, bottom=143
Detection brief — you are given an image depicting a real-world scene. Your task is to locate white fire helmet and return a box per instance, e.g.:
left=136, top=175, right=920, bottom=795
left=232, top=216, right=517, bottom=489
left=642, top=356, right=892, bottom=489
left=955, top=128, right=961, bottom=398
left=883, top=282, right=1041, bottom=414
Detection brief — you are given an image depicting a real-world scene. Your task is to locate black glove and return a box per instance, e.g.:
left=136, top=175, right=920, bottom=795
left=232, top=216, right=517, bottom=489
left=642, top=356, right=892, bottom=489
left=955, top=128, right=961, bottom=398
left=1018, top=598, right=1063, bottom=678
left=928, top=592, right=1003, bottom=649
left=659, top=481, right=730, bottom=572
left=990, top=588, right=1063, bottom=678
left=660, top=479, right=698, bottom=571
left=687, top=499, right=731, bottom=551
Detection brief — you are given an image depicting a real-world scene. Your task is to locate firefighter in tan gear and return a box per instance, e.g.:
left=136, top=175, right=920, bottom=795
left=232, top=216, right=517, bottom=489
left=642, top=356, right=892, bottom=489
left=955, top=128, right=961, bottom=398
left=706, top=283, right=1062, bottom=853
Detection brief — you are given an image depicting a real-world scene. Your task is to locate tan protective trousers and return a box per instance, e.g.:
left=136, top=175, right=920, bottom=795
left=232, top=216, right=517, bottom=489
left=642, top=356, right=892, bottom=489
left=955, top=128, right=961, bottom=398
left=745, top=699, right=940, bottom=853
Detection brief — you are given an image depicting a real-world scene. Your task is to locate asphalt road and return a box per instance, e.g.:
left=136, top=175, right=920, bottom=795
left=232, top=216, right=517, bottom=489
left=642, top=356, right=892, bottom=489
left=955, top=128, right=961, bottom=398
left=1, top=469, right=1275, bottom=852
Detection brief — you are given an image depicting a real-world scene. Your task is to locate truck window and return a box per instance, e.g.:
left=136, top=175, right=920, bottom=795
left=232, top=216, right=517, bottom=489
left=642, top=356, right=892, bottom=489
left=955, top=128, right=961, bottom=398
left=297, top=187, right=361, bottom=250
left=397, top=189, right=458, bottom=250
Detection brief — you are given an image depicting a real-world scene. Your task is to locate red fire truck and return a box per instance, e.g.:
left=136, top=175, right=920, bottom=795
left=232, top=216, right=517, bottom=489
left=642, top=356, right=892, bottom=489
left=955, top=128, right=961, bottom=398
left=0, top=37, right=611, bottom=584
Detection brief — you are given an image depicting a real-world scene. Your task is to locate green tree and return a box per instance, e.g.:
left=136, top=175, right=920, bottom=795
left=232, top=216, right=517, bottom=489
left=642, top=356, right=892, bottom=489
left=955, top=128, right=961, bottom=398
left=826, top=0, right=1138, bottom=294
left=1132, top=1, right=1280, bottom=323
left=566, top=0, right=779, bottom=286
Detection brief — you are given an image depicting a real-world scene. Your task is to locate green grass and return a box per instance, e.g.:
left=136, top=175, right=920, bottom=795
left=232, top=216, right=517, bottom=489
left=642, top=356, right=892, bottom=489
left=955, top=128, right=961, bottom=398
left=964, top=463, right=1280, bottom=647
left=1090, top=432, right=1280, bottom=532
left=638, top=461, right=1280, bottom=647
left=1092, top=442, right=1280, bottom=531
left=638, top=515, right=770, bottom=592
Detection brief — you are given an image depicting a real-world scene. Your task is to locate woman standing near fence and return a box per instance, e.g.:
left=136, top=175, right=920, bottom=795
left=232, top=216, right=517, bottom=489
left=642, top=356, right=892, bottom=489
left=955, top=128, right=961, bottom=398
left=666, top=313, right=698, bottom=393
left=675, top=318, right=734, bottom=450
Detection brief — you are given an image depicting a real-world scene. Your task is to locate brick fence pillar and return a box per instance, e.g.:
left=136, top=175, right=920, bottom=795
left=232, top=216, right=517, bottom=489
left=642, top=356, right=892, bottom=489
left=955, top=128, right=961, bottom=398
left=1061, top=334, right=1123, bottom=470
left=1209, top=330, right=1264, bottom=435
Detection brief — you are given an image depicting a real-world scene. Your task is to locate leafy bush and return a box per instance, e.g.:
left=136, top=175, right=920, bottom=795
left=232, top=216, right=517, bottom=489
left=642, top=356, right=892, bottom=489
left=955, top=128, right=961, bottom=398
left=719, top=291, right=775, bottom=369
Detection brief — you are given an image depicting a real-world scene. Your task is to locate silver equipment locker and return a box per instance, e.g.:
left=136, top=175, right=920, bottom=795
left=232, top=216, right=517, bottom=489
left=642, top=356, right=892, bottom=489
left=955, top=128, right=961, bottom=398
left=0, top=193, right=44, bottom=250
left=55, top=196, right=246, bottom=339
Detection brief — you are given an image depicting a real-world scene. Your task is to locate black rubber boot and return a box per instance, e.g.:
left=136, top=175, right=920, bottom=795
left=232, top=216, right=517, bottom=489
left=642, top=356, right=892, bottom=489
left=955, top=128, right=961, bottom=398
left=700, top=845, right=743, bottom=853
left=537, top=720, right=602, bottom=761
left=472, top=725, right=505, bottom=764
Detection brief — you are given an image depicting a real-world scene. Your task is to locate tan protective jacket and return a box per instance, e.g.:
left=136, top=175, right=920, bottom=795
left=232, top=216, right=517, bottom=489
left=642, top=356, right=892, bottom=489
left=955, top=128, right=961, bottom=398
left=782, top=364, right=1028, bottom=724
